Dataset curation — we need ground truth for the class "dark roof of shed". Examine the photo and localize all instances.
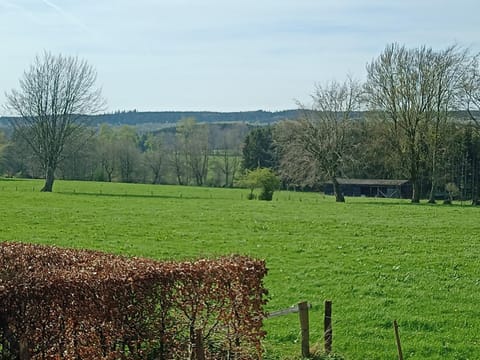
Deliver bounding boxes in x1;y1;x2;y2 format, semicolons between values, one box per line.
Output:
336;178;409;186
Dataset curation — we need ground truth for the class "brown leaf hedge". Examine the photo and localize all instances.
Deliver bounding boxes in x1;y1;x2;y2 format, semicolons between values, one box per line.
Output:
0;243;268;359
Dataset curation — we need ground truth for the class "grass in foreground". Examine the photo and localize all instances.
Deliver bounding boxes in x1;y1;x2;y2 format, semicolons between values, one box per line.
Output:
1;178;480;359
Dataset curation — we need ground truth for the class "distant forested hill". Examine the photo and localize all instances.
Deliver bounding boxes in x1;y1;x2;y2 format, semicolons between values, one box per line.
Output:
0;109;300;131
89;109;300;126
2;110;478;131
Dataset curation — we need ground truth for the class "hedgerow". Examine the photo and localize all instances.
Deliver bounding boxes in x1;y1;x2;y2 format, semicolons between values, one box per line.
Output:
0;242;268;359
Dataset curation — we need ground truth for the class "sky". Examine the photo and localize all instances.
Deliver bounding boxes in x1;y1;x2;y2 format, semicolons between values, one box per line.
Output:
1;0;480;114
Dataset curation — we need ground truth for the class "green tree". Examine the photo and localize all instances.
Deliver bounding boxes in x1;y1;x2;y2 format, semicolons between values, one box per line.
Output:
350;116;401;179
4;129;43;178
57;128;97;180
238;168;280;201
242;126;277;171
5;52;105;192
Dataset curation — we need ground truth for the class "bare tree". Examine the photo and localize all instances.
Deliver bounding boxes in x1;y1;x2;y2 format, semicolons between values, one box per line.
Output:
464;55;480;128
5;52;105;191
425;46;475;203
0;130;8;174
462;54;480;204
213;126;245;187
116;126;141;183
171;136;188;185
96;124;117;182
276;78;362;202
365;44;440;203
143;133;166;184
176;118;209;186
365;43;477;203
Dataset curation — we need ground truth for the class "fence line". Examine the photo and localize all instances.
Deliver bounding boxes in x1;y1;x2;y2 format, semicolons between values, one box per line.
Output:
324;300;332;354
268;300;333;358
267;302;311;318
268;301;406;359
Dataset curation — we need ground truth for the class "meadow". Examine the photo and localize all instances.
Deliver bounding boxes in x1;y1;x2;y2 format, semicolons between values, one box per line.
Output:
1;178;480;359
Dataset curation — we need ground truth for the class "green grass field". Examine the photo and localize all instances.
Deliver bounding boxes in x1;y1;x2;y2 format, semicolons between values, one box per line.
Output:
1;178;480;359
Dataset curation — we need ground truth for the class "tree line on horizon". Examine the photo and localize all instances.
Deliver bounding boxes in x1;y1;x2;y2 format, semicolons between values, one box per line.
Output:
0;109;299;131
1;109;479;205
0;119;250;188
1;44;480;204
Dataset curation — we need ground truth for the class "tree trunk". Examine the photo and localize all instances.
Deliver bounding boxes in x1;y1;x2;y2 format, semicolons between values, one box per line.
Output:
410;152;420;203
428;151;437;204
152;171;160;184
41;165;55;192
411;180;420;203
428;113;441;205
427;183;436;204
332;177;345;202
472;182;480;206
472;159;480;206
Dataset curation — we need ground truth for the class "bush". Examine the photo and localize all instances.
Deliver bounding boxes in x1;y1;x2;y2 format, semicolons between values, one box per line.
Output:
0;243;268;359
258;189;274;201
238;168;280;201
444;182;459;204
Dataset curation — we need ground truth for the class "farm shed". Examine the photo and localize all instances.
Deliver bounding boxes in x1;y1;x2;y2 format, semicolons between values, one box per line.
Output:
324;178;411;198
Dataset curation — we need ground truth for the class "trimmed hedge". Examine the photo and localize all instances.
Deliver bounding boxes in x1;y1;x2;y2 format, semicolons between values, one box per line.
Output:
0;243;268;359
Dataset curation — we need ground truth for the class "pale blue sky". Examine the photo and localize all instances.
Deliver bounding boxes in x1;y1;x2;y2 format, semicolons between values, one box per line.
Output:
1;0;479;113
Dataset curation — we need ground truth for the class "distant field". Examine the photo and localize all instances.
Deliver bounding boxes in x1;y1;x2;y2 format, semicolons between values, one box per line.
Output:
1;178;480;359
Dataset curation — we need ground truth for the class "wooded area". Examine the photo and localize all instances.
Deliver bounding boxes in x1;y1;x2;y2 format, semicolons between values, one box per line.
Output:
1;109;478;203
1;44;480;203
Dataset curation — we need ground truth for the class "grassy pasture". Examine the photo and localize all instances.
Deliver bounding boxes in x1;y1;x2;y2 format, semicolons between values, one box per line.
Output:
1;178;480;359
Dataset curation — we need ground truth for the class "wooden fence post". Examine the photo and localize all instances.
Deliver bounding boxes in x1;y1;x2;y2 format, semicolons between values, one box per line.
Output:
298;301;310;358
393;320;403;360
324;300;332;354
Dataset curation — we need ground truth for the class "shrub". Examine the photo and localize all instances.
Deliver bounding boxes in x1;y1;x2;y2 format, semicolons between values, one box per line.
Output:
0;243;268;359
444;182;459;204
238;168;280;201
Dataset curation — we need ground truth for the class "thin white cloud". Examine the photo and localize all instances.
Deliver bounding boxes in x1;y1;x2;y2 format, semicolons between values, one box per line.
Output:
39;0;94;36
0;0;41;23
